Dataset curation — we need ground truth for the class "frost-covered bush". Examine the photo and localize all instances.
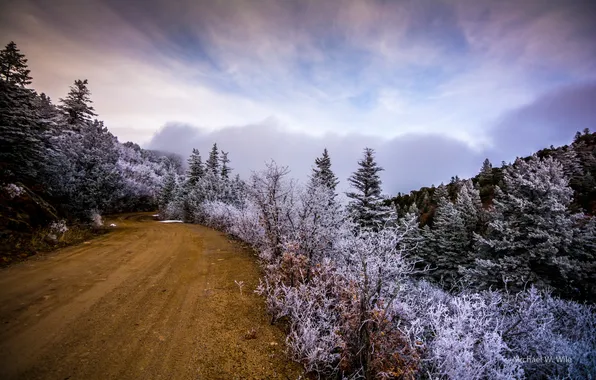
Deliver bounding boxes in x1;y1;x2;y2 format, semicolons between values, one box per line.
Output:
90;210;103;227
4;183;23;199
227;201;265;247
500;288;596;379
246;162;299;260
49;220;68;235
393;282;596;379
201;200;234;231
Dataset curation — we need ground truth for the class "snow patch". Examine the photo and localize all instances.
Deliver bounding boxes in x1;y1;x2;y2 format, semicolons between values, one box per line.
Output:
160;220;183;223
109;223;117;227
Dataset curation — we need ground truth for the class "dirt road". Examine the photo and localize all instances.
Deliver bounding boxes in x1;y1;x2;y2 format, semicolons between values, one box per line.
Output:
0;213;303;379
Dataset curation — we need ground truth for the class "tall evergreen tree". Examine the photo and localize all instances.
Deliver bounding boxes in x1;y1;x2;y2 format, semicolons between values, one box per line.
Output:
59;79;96;125
0;45;44;183
311;148;339;192
456;179;484;233
46;119;122;218
159;166;178;211
205;143;219;176
346;148;392;230
0;41;32;87
186;148;204;186
477;158;497;204
220;151;231;179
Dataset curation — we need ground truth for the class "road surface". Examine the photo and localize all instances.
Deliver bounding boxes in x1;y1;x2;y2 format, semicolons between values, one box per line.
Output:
0;213;302;379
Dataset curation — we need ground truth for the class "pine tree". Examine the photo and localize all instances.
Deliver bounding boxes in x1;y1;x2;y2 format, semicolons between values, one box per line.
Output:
186;148;204;186
346;147;392;230
477;158;496;204
311;148;339;192
59;79;96;125
0;75;45;183
35;93;59;123
205;143;219;176
159;167;177;212
417;185;470;288
220;151;231;179
46;119;123;218
478;158;493;184
467;156;576;292
456;179;484;233
0;41;32;87
561;216;596;300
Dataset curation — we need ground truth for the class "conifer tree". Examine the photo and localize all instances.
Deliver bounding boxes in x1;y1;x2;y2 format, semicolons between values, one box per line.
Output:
466;156;576;292
0;41;32;87
159;167;177;212
418;185;469;288
478;158;493;184
186;148;204;186
0;44;44;183
477;158;496;204
36;93;59;123
346;147;392;230
205;143;219;176
456;179;484;233
220;151;231;179
311;148;339;192
59;79;96;125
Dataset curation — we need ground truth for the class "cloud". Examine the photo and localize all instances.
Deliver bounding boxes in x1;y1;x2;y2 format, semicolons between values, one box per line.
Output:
146;120;483;194
1;0;594;157
490;82;596;157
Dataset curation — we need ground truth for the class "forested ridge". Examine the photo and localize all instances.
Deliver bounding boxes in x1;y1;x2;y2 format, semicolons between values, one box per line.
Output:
388;130;596;301
2;41;595;379
1;41;181;260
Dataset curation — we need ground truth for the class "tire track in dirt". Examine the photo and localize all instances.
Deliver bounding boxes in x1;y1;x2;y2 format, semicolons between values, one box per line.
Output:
0;213;303;379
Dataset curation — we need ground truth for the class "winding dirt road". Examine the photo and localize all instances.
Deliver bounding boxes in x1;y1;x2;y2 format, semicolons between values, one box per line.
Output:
0;213;302;379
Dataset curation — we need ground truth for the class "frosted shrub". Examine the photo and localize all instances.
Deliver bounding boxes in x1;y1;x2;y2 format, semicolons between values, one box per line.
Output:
286;181;345;264
281;264;345;375
4;183;24;199
500;288;596;378
256;256;348;376
393;282;596;379
90;210;103;227
425;292;522;379
49;220;68;235
201;200;234;230
248;162;297;259
164;200;184;221
226;201;265;248
334;223;422;378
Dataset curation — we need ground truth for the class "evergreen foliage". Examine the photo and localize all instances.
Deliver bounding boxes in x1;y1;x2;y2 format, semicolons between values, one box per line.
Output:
186;148;204;186
311;148;339;192
0;41;32;86
59;79;97;125
1;41;170;223
466;156;579;294
346;148;393;230
0;80;45;183
206;143;219;176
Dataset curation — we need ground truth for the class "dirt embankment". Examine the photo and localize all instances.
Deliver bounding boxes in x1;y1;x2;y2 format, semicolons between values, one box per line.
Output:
0;213;303;379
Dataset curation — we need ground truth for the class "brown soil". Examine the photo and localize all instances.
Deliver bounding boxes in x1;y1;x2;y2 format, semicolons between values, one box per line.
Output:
0;213;304;379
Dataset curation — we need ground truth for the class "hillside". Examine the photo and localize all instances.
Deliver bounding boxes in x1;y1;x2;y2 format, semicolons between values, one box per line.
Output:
389;129;596;226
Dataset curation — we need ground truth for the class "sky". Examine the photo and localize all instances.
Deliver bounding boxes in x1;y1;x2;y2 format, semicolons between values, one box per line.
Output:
1;0;595;193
